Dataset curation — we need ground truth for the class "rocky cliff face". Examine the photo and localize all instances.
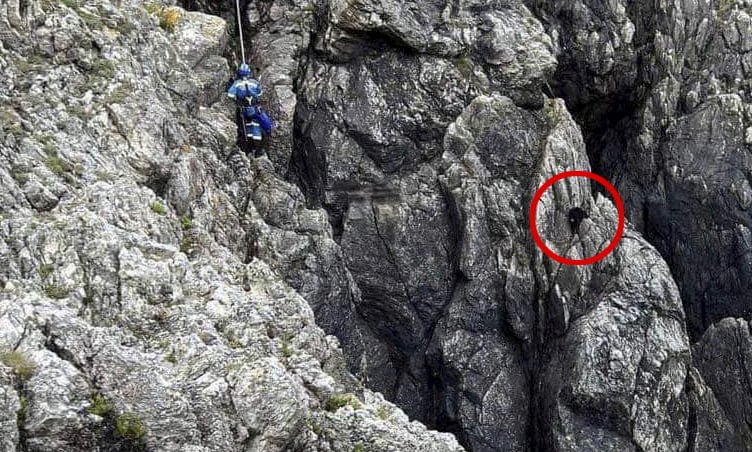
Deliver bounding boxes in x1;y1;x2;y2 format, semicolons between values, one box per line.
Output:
0;1;463;451
1;0;751;451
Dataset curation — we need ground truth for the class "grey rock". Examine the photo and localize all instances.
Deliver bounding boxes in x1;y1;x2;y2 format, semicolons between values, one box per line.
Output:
536;0;752;340
685;366;742;452
693;318;752;449
0;368;20;451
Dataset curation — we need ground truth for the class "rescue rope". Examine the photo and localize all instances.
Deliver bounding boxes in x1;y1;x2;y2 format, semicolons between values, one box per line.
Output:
235;0;246;65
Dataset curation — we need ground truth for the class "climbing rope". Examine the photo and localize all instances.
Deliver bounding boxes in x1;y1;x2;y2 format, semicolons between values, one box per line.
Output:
235;0;246;65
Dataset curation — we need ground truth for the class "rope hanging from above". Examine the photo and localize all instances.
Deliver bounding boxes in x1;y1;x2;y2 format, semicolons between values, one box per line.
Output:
235;0;246;64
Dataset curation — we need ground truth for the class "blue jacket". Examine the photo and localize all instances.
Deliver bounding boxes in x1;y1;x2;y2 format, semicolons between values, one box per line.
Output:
228;77;262;101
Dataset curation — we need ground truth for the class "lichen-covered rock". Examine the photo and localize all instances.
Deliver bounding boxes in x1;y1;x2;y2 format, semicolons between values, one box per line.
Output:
0;0;465;450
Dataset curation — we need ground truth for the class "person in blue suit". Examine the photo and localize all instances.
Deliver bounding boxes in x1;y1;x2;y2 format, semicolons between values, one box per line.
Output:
228;64;273;146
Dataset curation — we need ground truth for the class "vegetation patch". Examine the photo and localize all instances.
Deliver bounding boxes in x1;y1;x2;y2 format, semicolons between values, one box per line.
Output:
38;264;54;278
0;108;24;137
89;393;112;417
718;0;733;16
144;3;182;33
180;236;196;254
11;166;30;185
44;284;70;299
376;406;389;420
159;7;181;33
78;8;104;30
59;0;81;8
0;352;36;381
115;412;147;441
91;58;116;79
452;56;474;79
44;150;73;177
164;349;177;364
180;214;192;230
39;134;56;154
325;393;362;412
150;201;166;215
17;395;28;428
108;84;131;104
281;333;293;358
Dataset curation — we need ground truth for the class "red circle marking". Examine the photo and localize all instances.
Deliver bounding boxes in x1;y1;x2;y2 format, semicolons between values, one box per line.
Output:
529;171;625;266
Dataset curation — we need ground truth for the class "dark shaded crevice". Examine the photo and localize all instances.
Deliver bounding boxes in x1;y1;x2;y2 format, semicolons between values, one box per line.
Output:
288;107;328;209
18;0;28;18
178;0;233;17
12;383;28;452
369;199;413;305
144;168;171;199
685;374;699;452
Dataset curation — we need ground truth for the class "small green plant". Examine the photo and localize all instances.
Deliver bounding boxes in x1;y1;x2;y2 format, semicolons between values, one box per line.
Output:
453;56;473;78
0;351;36;380
68;104;90;120
14;56;41;75
91;58;115;78
376;406;389;420
38;264;54;278
44;153;70;176
281;333;293;358
325;393;362;412
144;3;162;15
108;84;130;104
42;141;56;155
164;350;177;364
78;8;104;30
116;18;136;35
718;0;733;16
17;395;28;428
353;444;364;452
228;338;243;349
150;201;166;215
10;166;29;184
180;236;196;254
308;417;322;435
89;393;112;417
44;284;70;299
6;123;24;137
159;7;181;32
60;0;80;8
115;412;146;440
180;214;192;230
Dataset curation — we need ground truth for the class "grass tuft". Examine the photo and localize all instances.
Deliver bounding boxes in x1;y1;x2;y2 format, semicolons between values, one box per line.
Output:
0;352;36;380
159;7;181;33
44;284;70;299
115;412;147;440
150;201;166;215
325;393;362;412
89;393;112;417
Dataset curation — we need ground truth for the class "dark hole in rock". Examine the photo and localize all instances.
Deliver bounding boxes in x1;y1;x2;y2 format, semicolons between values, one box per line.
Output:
568;207;589;233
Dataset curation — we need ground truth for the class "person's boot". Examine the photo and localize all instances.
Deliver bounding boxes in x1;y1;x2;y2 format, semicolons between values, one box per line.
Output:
254;146;265;158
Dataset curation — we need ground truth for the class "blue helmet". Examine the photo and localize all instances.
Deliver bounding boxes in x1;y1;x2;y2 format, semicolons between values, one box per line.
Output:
238;63;251;78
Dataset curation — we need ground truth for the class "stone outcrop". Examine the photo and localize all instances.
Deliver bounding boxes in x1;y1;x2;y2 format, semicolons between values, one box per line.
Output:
3;0;752;450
